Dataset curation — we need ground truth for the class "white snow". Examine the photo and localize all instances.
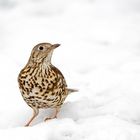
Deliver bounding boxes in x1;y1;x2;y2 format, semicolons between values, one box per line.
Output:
1;0;140;139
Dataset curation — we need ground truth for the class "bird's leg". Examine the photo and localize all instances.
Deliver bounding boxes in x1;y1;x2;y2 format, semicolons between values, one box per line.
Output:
44;107;60;121
25;108;39;127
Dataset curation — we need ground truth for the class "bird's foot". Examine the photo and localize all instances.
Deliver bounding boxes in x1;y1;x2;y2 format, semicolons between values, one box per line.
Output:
44;116;57;122
24;124;30;127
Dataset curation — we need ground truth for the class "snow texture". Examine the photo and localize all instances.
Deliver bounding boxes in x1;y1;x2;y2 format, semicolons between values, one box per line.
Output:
1;0;140;139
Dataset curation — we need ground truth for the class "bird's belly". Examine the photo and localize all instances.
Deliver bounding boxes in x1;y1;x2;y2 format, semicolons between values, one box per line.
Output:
19;71;67;109
25;95;58;108
24;92;66;109
21;85;67;108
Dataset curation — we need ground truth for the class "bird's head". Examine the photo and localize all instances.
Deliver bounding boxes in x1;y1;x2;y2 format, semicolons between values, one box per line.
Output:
29;42;60;64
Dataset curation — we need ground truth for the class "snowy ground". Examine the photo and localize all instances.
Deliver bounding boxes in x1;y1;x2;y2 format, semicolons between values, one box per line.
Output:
1;0;140;139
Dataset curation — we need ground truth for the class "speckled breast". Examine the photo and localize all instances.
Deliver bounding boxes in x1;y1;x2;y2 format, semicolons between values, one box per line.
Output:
18;65;67;109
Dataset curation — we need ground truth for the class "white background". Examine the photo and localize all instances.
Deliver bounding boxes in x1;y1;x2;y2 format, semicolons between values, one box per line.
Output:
0;0;140;139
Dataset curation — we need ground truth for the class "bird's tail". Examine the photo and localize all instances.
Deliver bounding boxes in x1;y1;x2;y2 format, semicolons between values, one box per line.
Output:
67;88;78;94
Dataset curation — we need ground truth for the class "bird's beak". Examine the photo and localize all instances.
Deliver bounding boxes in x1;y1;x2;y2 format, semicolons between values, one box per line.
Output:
51;44;60;49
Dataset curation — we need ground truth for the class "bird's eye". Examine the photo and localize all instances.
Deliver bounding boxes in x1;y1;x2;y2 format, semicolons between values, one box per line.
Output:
39;46;44;50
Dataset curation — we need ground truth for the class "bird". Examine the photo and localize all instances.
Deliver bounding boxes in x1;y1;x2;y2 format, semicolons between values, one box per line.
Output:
18;42;78;126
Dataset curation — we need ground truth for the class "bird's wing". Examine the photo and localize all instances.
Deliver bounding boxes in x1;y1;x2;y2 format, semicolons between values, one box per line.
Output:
51;66;78;94
51;65;67;88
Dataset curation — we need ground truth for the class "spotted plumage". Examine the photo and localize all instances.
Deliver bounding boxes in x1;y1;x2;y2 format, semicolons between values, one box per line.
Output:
18;43;77;126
